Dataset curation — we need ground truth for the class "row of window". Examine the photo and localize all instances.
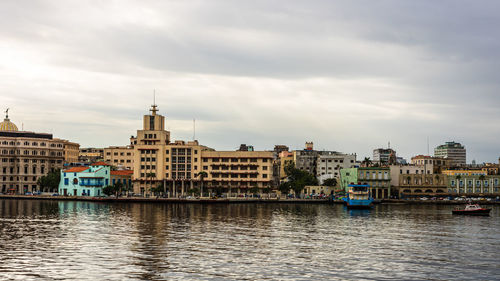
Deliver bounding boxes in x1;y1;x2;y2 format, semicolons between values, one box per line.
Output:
2;166;47;174
1;150;62;156
1;141;63;147
203;158;264;163
211;173;263;179
450;179;499;187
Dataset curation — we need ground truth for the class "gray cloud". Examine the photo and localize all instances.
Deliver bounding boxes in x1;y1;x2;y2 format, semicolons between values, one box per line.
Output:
0;0;499;162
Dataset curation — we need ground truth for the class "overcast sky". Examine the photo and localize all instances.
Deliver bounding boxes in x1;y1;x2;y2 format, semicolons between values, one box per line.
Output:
1;0;499;163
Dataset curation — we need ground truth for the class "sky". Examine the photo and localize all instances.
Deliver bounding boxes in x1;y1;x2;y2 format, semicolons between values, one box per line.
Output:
0;0;499;163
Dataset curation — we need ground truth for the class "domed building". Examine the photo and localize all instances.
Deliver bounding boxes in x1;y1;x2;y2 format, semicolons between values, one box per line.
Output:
0;109;80;194
0;110;18;132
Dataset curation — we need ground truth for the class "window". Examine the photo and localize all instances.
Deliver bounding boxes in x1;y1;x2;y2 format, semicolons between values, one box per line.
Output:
64;178;69;185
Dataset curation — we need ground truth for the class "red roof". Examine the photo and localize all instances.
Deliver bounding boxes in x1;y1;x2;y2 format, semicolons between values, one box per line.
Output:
90;161;110;166
64;167;89;173
111;170;133;176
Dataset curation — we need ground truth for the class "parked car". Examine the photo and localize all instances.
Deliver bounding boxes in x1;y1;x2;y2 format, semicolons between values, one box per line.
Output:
25;192;33;196
51;193;59;196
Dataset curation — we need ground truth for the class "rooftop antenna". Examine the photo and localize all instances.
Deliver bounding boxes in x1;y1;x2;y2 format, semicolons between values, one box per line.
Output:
388;141;390;149
22;123;24;131
427;137;430;156
193;118;196;140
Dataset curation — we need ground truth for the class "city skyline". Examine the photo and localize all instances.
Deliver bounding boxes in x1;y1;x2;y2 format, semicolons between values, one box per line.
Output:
1;1;499;162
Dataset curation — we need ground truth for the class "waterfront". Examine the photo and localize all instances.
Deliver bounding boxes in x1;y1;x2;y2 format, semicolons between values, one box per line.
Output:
0;200;499;280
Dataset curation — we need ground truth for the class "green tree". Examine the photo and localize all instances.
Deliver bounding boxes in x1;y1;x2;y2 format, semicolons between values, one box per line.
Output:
278;181;292;196
103;185;116;197
323;178;337;187
196;171;208;197
283;162;318;197
114;181;123;197
249;186;260;197
37;169;61;192
188;187;200;197
362;157;372;167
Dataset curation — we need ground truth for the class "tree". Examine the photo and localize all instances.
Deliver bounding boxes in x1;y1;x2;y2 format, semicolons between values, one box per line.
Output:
278;182;292;196
362;157;372;167
146;172;156;196
249;186;260;196
196;171;208;197
37;169;61;192
323;178;337;187
283;162;318;197
262;187;272;199
188;188;200;197
103;185;116;197
150;184;164;199
114;181;123;197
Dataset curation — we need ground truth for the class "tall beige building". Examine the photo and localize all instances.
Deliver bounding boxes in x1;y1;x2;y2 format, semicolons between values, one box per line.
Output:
131;104;273;196
0;111;78;193
104;145;134;170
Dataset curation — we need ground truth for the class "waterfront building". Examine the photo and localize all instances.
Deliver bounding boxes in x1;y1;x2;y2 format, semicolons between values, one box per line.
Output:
447;174;500;195
104;145;134;170
389;165;448;197
0;111;78;194
434;141;466;166
79;148;104;163
237;144;254;151
200;150;273;195
58;162;110;196
373;148;396;164
128;103;273;197
340;167;391;199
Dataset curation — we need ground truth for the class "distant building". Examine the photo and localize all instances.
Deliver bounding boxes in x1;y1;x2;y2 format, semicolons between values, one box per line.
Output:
434;141;466;166
373;148;396;164
104;145;134;170
110;170;133;192
273;145;289;155
79;148;104;163
410;155;451;173
238;144;254;151
448;174;500;194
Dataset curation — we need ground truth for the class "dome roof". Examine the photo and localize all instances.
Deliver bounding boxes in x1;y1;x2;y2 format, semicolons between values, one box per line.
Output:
0;118;18;131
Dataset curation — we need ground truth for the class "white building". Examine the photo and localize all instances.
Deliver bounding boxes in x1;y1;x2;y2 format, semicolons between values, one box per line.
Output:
316;152;357;184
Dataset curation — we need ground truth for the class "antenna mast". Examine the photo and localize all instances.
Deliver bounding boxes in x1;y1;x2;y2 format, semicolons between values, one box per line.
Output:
193;119;196;140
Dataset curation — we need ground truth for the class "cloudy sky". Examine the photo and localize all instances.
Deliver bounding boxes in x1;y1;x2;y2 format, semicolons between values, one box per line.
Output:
1;0;499;163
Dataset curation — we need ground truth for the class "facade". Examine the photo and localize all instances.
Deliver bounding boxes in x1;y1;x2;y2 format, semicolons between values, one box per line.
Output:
58;162;110;196
104;145;134;170
434;141;466;166
293;149;318;175
129;104;274;197
340;167;391;199
448;174;500;195
373;148;396;164
442;169;487;176
61;140;80;163
278;151;294;182
411;155;451;173
200;150;273;194
316;152;356;184
79;148;104;163
389;164;448;197
110;170;133;192
0;112;74;194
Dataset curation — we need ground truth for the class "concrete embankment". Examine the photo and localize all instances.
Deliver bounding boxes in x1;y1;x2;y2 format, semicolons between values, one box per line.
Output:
1;195;499;205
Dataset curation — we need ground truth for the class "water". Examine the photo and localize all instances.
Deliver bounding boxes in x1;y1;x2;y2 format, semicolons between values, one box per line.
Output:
0;200;499;280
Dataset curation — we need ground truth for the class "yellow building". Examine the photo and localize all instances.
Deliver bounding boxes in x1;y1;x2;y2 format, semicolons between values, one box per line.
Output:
130;104;274;197
442;169;487;176
60;140;80;164
104;145;134;170
278;151;294;181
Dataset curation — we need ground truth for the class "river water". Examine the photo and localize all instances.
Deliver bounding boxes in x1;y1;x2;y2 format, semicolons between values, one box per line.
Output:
0;199;499;280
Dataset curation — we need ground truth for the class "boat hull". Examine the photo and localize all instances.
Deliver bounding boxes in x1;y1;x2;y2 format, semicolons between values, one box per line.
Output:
452;209;491;216
344;198;373;209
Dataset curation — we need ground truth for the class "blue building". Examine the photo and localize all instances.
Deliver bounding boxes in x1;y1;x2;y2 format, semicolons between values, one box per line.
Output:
58;162;110;196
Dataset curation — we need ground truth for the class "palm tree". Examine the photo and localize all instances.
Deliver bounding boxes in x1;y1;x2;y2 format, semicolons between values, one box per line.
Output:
146;172;156;197
362;157;372;167
196;171;208;198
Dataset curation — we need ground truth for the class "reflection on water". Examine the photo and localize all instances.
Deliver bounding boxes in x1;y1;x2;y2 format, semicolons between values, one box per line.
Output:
0;199;499;280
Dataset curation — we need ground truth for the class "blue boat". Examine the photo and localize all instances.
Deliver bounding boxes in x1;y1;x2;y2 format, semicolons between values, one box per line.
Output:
343;184;373;209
